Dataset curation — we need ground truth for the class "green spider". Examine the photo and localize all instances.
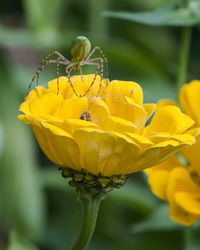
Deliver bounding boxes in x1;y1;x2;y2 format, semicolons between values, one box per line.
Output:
27;36;108;98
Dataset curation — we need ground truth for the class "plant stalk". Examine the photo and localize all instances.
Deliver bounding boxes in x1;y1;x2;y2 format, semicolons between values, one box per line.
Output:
71;195;103;250
184;226;200;250
177;26;192;95
182;0;190;7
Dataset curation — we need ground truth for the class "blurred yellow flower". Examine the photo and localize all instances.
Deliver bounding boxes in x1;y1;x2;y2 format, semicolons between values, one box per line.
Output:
146;80;200;226
18;75;197;179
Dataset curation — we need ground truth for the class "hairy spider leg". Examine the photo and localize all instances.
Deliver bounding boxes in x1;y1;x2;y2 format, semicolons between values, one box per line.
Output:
65;63;80;97
26;50;70;98
56;57;60;94
84;56;106;97
79;65;84;83
80;61;102;97
86;57;105;80
85;46;108;82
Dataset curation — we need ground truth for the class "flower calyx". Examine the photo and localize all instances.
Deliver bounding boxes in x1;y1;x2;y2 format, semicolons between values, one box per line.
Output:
59;167;129;199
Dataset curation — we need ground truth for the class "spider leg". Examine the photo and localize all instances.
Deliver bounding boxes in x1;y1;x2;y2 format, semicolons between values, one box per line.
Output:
79;66;84;84
27;50;70;96
81;62;102;97
56;57;60;94
84;46;108;80
53;50;71;63
85;57;105;85
65;63;80;97
25;59;68;99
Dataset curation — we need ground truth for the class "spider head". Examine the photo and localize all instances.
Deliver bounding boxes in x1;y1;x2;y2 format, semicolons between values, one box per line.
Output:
70;36;91;62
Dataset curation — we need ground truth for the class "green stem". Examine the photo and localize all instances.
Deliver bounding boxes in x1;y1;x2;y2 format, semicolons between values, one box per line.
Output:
182;0;190;7
177;26;192;96
184;226;200;250
71;195;103;250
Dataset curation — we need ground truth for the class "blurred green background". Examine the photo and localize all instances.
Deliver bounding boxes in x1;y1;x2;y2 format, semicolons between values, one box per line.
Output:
0;0;200;249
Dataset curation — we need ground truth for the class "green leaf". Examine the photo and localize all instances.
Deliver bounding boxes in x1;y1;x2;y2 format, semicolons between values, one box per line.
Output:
130;203;182;233
8;231;38;250
103;0;200;26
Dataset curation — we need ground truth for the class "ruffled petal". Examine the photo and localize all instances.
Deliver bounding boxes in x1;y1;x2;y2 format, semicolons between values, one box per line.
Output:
134;141;184;172
29;92;64;116
73;128;140;176
145;155;183;200
88;97;110;127
102;116;138;134
180;80;200;125
53;97;88;120
52;119;100;135
32;122;81;170
181;134;200;166
143;103;156;120
169;201;199;226
157;99;178;110
175;192;200;215
124;133;153;151
102;80;144;105
167;168;199;202
148;170;170;200
144;106;194;136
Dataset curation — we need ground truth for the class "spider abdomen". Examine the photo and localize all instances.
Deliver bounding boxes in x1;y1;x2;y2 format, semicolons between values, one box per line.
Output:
70;36;91;61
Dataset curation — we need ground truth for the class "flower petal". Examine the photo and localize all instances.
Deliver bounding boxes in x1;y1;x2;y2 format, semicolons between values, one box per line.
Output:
145;155;183;200
134;141;184;172
144;106;194;135
73;128;140;176
180;80;200;125
88;97;110;127
148;170;170;200
157;99;178;110
169;201;199;226
125;133;153;151
32;122;81;170
103;80;144;105
53;119;100;135
27;92;64;116
167;167;199;202
53;97;88;120
181;134;200;166
102;116;138;134
175;192;200;215
143;103;156;120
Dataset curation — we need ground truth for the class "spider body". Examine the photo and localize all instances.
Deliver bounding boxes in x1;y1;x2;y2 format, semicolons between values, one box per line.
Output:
26;36;108;99
71;36;91;62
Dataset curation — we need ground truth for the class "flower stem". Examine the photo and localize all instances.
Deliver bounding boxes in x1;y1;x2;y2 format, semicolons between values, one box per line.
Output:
71;194;103;250
177;26;192;95
184;226;200;250
182;0;190;6
177;0;192;95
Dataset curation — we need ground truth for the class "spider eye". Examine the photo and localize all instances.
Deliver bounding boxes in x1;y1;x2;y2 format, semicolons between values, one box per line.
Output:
70;36;91;61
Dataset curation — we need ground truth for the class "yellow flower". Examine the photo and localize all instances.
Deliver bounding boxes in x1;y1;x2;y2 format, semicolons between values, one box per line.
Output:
146;80;200;226
18;75;197;179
